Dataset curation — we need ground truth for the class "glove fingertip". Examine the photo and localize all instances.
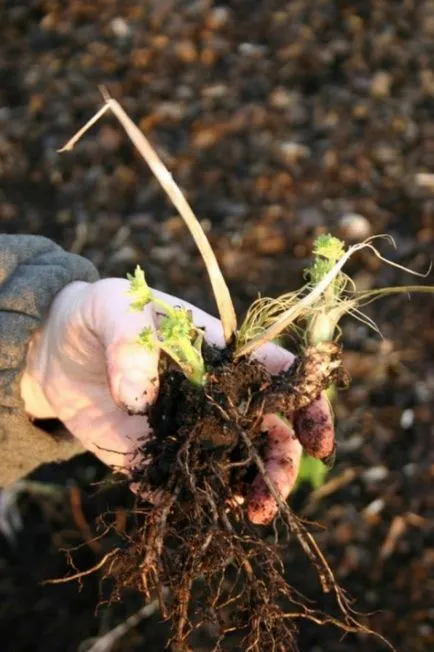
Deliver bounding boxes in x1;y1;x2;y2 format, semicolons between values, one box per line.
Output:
107;341;160;413
247;478;279;525
295;396;334;460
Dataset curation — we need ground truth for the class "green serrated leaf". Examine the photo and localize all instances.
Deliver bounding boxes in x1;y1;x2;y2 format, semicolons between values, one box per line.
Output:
312;234;346;262
159;309;194;341
127;265;153;311
137;326;157;351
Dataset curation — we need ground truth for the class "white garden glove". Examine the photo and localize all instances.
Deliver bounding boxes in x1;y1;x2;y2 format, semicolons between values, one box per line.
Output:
20;279;333;524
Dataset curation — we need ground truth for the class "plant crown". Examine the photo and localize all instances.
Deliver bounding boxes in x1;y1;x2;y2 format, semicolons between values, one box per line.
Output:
127;266;206;385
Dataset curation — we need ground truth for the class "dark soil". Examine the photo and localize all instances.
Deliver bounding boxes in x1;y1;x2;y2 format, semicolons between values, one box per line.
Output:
0;1;433;651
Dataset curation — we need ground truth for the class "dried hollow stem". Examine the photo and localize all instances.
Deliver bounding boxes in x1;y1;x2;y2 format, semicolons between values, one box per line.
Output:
59;87;237;343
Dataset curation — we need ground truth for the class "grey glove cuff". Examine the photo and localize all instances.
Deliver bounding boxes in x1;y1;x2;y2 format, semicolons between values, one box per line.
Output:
0;235;99;484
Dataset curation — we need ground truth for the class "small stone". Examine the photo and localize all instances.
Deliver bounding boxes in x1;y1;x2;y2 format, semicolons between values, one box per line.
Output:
201;84;229;99
415;172;434;190
269;87;292;109
163;216;185;237
338;435;364;453
129;214;152;229
400;409;414;430
371;71;392;98
152;245;181;264
423;15;434;37
0;107;11;121
334;522;354;545
108;245;139;265
338;213;371;241
110;17;131;38
352;103;369;120
420;70;434;96
361;466;389;483
193;126;221;149
403;463;417;477
238;43;267;57
414;381;431;403
175;41;198;63
0;203;18;221
207;7;230;30
157;102;185;121
279;141;310;165
372;145;398;164
363;498;385;517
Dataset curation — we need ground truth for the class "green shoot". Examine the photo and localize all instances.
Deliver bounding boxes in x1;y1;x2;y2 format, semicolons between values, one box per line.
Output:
127;266;206;385
236;234;433;357
308;234;346;285
236;233;433;490
137;326;158;351
127;266;153;311
303;234;351;345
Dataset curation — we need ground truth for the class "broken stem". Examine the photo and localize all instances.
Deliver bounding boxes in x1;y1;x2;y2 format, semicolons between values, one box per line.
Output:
59;89;237;343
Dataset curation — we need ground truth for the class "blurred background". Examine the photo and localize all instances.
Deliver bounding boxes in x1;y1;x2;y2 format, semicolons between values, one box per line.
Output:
0;1;433;651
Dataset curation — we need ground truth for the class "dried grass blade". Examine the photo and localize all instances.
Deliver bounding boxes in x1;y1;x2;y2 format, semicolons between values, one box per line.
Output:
59;91;237;343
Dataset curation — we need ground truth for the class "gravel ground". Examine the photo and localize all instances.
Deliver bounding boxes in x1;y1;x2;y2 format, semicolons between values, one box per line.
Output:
0;1;433;651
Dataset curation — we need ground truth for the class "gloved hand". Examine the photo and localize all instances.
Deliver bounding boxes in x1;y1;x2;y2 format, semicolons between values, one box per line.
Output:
21;278;333;524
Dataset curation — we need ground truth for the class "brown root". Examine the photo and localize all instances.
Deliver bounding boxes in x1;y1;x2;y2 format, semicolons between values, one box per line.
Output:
97;344;389;650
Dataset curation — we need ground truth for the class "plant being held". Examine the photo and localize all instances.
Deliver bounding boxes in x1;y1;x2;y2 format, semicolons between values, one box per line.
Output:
59;93;433;652
128;266;206;385
238;233;432;356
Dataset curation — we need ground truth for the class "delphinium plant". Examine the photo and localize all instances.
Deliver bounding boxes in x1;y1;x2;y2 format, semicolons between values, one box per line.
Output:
56;91;432;651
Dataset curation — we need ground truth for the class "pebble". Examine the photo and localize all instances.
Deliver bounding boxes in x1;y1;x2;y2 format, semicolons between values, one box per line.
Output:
338;213;372;241
361;466;389;484
370;71;392;98
269;87;292;109
201;84;229;99
107;245;139;265
207;7;230;30
415;173;434;190
238;43;267;57
363;498;385;517
110;17;131;38
175;41;198;63
414;381;432;403
279;141;311;165
400;409;415;430
338;435;364;452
